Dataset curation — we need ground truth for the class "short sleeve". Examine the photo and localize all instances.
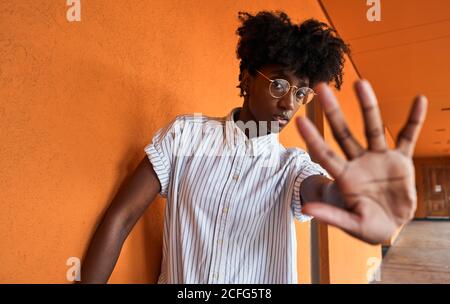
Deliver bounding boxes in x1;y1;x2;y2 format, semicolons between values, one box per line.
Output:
291;150;330;222
144;116;185;198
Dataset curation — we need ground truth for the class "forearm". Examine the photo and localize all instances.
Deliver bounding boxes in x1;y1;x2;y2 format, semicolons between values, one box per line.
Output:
79;216;129;284
300;174;345;208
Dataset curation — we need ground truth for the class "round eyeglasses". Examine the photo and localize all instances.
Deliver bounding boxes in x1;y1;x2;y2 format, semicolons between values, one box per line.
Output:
255;69;316;105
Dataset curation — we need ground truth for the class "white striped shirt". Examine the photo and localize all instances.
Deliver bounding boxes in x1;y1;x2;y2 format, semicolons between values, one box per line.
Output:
144;107;328;284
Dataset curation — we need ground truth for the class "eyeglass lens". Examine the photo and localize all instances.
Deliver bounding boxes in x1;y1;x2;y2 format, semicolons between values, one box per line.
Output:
269;79;314;104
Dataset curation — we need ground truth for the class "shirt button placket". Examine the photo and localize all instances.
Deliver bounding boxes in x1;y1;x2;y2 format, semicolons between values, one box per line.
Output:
218;146;244;283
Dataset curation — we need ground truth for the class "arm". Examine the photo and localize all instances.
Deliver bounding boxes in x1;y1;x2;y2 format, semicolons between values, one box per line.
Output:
78;156;161;284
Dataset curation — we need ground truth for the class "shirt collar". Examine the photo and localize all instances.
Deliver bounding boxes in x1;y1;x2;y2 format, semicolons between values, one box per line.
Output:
225;107;279;156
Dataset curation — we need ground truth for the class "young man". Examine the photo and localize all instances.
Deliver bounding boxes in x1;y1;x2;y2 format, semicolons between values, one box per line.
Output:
80;11;427;283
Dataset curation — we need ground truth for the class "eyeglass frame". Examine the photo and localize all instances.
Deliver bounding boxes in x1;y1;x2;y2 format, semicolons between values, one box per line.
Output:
255;69;317;105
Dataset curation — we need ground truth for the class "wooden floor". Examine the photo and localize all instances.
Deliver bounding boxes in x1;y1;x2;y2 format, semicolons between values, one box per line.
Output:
375;220;450;284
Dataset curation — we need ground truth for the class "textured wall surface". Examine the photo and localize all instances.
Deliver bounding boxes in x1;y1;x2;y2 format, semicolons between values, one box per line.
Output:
0;0;379;283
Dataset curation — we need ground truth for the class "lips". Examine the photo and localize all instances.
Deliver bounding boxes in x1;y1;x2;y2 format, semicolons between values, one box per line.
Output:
272;114;289;125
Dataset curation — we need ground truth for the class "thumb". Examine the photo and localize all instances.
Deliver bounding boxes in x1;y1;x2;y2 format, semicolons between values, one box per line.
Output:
302;202;361;234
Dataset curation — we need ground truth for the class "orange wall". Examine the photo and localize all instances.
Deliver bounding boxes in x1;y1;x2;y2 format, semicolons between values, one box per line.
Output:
0;0;330;283
1;0;379;283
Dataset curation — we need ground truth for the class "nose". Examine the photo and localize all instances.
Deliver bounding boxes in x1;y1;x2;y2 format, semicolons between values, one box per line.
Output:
277;88;296;111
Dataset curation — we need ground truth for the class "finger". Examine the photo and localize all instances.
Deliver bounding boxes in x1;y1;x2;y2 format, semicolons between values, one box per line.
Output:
396;95;428;157
296;116;347;178
315;83;365;160
302;202;361;234
354;80;388;152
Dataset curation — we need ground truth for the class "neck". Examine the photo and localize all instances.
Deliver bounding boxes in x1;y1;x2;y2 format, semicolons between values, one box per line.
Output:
235;100;270;138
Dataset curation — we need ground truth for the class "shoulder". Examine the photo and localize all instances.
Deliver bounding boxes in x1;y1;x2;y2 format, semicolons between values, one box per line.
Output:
282;146;311;163
283;147;327;172
171;112;226;127
290;147;330;177
168;113;226;135
285;146;308;157
155;113;226;142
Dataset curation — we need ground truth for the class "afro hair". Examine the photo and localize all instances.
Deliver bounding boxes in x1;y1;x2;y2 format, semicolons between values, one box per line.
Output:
235;10;350;97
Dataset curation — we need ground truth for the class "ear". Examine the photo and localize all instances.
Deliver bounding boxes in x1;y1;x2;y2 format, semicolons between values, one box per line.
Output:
241;69;251;92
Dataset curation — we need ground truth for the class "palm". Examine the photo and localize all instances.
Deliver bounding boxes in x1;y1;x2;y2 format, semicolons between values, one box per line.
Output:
336;150;416;243
296;80;428;244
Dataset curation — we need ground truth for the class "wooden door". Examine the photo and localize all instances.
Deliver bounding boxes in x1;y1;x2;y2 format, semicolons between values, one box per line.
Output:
424;165;450;217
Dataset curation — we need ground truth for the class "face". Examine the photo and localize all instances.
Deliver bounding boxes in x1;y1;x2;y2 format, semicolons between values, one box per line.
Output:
241;64;311;134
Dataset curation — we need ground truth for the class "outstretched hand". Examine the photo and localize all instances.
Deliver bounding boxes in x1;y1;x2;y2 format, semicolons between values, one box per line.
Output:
296;80;428;244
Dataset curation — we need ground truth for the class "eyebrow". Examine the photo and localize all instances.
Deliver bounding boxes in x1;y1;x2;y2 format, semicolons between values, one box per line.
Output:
271;70;309;87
